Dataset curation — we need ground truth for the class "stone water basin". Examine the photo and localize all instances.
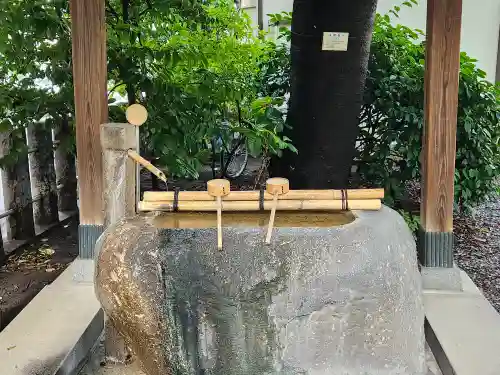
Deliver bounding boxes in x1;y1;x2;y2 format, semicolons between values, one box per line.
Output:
94;207;427;374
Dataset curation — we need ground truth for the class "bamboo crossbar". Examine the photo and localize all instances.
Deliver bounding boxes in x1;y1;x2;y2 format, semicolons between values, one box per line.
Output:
138;199;381;212
143;188;384;202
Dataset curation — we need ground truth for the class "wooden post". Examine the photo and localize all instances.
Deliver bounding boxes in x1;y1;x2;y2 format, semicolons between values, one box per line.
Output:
496;25;500;83
0;131;35;241
27;125;59;227
0;233;4;265
53;119;78;212
257;0;264;30
420;0;463;268
101;122;138;363
70;0;107;258
101;124;138;226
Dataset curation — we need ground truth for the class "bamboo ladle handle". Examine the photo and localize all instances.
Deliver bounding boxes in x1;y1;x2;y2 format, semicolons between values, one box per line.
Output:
265;178;290;244
207;179;230;250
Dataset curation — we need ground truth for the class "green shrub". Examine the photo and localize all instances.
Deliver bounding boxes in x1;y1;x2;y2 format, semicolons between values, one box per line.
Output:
108;0;296;177
266;5;499;209
0;1;295;178
357;7;500;210
258;12;292;98
397;209;421;234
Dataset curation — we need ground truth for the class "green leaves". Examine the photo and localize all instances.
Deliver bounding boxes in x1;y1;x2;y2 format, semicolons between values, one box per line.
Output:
398;209;420;234
0;0;74;162
247;136;262;158
104;0;294;178
357;10;500;211
231;96;295;160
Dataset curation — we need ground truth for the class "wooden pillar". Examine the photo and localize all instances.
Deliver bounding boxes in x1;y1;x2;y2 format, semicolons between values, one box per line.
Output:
420;0;463;268
101;122;138;363
70;0;107;258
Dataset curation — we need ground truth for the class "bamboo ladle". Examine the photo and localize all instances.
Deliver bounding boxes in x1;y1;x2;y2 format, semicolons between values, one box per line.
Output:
207;179;230;250
125;103;148;126
265;178;290;244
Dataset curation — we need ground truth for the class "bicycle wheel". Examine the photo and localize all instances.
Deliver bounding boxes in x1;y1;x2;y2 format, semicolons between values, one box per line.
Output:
224;141;249;179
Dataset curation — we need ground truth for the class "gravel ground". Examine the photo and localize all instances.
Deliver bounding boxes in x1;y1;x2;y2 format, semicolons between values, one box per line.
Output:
455;193;500;312
402;179;500;313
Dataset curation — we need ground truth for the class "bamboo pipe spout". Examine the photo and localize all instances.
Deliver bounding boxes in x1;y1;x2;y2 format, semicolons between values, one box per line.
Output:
127;150;167;183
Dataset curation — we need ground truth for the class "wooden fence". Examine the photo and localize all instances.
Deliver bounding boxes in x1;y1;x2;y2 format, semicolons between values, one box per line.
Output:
0;121;78;265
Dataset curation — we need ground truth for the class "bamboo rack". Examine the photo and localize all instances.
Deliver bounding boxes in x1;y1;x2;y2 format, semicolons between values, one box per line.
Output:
143;188;384;202
138;199;381;212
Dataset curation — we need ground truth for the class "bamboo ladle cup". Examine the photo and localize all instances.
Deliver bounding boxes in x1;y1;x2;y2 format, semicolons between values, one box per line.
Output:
265;178;290;244
207;179;230;250
126;103;148;126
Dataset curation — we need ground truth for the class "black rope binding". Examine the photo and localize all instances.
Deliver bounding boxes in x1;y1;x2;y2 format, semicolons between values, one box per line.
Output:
341;189;349;211
259;186;265;211
173;188;180;212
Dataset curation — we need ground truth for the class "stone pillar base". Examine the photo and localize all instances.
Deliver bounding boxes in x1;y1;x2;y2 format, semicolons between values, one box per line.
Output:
79;224;104;259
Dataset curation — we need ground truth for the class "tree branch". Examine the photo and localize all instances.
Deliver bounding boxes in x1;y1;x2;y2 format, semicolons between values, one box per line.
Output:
105;0;119;19
236;100;242;127
108;82;126;98
121;0;130;23
139;0;153;17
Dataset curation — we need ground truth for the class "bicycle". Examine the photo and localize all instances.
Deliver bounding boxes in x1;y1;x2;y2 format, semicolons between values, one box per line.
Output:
207;123;249;180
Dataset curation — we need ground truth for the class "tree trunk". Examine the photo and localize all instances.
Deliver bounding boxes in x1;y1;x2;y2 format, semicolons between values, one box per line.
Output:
272;0;378;188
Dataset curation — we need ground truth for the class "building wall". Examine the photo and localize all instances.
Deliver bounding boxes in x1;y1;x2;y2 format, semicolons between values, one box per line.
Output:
246;0;500;82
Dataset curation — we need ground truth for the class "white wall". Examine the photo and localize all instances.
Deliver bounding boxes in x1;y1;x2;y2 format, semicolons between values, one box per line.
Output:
251;0;500;81
377;0;500;82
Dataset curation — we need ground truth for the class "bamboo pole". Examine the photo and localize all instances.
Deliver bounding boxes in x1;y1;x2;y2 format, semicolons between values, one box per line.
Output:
143;188;384;202
138;199;381;212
